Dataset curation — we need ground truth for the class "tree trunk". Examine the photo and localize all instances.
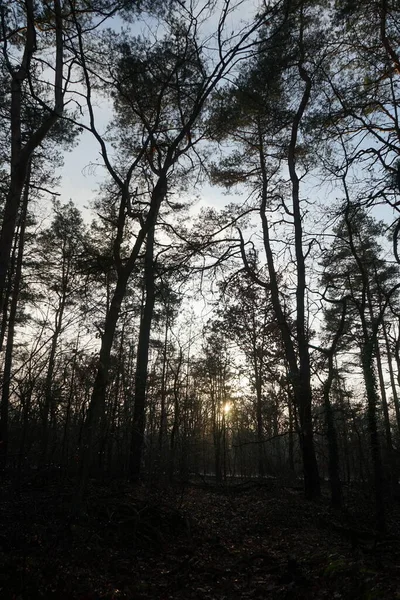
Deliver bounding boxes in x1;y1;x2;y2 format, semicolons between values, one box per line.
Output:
362;342;385;531
247;51;320;499
214;432;222;483
336;375;351;484
374;337;392;451
288;56;320;499
288;397;295;472
0;163;30;470
15;383;33;493
106;326;124;473
75;176;167;505
130;225;156;482
158;310;169;458
323;369;342;507
296;377;320;499
169;351;183;482
61;334;80;467
385;322;400;434
255;372;265;478
0;259;14;354
77;268;130;500
41;300;66;465
321;302;347;506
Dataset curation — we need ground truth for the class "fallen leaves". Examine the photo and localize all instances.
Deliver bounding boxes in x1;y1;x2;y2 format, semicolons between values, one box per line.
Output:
0;478;399;599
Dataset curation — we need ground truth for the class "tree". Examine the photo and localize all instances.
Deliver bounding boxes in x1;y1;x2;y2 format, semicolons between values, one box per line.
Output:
0;140;71;469
130;224;156;481
210;0;330;498
216;269;284;477
321;202;400;529
30;200;86;463
0;160;31;469
315;0;400;257
0;0;169;317
313;299;348;507
197;323;233;483
73;2;267;500
0;0;69;311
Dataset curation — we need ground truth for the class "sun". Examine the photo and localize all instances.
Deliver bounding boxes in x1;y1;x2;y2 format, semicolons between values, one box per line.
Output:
223;402;232;415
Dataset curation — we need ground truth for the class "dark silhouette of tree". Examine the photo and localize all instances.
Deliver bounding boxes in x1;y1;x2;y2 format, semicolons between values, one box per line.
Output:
322;201;400;529
72;2;267;501
209;0;331;499
216;270;285;477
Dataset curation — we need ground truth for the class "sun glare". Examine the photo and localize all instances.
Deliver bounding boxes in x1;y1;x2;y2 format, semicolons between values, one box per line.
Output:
223;402;232;415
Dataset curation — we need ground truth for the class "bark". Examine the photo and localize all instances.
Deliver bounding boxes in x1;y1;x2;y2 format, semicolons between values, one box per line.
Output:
323;369;342;507
210;384;223;483
374;337;392;451
0;262;13;353
15;383;33;493
158;310;169;455
61;334;80;467
222;412;228;481
130;224;156;482
287;55;320;500
255;370;265;478
336;374;351;484
362;342;385;531
106;326;125;472
342;190;386;528
244;178;320;496
247;303;265;477
321;301;347;507
78;268;130;495
0;163;30;470
169;350;183;482
383;321;400;433
214;428;222;483
288;398;295;472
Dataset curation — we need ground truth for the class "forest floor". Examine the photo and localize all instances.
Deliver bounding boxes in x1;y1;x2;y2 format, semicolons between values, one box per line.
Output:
1;473;400;599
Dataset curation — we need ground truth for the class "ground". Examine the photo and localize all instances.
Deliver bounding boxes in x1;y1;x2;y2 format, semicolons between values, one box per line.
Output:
0;474;400;599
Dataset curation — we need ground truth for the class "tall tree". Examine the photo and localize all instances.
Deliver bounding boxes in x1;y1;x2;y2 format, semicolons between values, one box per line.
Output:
0;0;67;310
217;270;284;477
74;2;268;499
321;202;400;529
210;0;330;498
31;200;86;463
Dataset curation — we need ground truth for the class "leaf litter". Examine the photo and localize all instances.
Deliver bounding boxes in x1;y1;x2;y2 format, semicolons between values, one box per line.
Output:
0;476;399;599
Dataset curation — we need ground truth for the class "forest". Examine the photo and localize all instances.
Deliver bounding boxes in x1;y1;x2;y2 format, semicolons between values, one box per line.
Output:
1;0;400;598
